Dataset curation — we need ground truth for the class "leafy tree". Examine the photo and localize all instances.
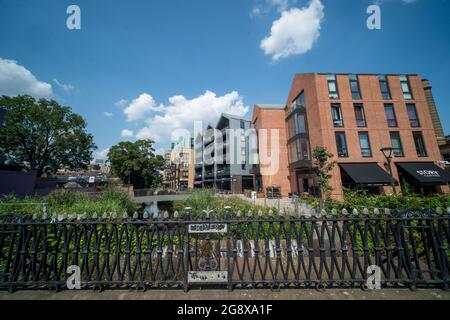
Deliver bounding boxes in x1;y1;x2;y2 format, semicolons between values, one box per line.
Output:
312;146;337;199
0;95;96;176
108;139;164;189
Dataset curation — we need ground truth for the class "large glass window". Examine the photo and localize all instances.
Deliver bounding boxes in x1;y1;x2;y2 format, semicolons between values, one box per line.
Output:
287;113;306;139
413;132;427;157
331;104;344;127
328;74;339;99
294;91;306;109
406;104;420;128
335;132;348;157
349;75;361;99
358;132;372;157
287;138;310;162
384;104;398;127
354;104;366;127
379;75;391;100
390;132;404;157
400;75;413;100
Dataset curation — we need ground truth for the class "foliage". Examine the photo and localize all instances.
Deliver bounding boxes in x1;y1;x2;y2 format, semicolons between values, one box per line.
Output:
0;95;96;176
338;188;450;211
173;190;277;219
0;187;137;216
108;139;164;189
312;146;336;199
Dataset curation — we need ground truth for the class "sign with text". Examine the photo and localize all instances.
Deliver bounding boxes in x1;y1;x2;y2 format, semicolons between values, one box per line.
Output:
188;223;227;234
188;271;228;284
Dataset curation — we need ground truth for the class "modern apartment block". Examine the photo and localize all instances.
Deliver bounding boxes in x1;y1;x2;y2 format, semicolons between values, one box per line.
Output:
165;136;194;191
194;113;254;194
251;104;291;197
282;73;450;199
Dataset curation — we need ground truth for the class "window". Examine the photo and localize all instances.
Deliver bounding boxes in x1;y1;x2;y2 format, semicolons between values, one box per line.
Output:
294;91;306;109
358;132;372;157
413;132;427;157
287;138;310;162
407;104;420;127
379;75;391;100
331;104;344;127
294;113;306;134
400;75;413;100
390;132;404;157
354;104;366;127
335;132;348;157
349;75;361;99
240;120;245;129
287;113;306;139
384;104;398;127
327;74;339;99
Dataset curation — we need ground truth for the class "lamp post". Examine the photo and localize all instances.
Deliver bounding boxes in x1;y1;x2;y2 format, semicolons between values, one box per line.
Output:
380;147;397;195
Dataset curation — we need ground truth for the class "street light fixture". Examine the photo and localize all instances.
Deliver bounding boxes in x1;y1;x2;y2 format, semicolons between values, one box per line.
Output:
380;147;397;195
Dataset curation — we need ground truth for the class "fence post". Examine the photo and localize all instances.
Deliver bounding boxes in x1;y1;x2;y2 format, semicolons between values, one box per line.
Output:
183;207;191;293
225;206;233;292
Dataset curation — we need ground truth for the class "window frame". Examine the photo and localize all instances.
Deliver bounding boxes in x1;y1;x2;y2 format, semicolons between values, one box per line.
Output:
335;132;349;158
389;131;404;157
358;132;372;158
331;104;344;128
349;74;362;100
406;103;420;128
413;131;427;157
354;104;367;128
327;74;339;99
384;104;398;128
379;75;392;100
400;75;413;100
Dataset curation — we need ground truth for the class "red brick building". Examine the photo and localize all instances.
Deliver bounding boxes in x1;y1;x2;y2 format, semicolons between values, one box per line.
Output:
283;73;450;200
251;104;291;196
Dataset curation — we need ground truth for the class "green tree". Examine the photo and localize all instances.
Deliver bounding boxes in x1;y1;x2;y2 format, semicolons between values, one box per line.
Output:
312;146;337;199
0;95;96;176
108;139;164;189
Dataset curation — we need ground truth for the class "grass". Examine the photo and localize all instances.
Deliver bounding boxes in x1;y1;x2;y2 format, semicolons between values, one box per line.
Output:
0;187;137;217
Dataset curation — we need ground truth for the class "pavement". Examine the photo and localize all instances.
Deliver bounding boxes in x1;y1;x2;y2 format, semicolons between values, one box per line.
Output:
1;289;449;300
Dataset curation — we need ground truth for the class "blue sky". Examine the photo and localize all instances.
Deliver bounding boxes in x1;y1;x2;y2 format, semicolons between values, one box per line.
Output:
0;0;449;158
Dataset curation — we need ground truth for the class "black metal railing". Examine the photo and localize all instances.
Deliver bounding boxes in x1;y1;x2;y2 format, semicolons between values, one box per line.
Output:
0;207;449;292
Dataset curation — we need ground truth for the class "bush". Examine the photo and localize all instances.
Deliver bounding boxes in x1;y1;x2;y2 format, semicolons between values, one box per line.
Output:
173;190;277;219
0;187;137;217
338;188;450;211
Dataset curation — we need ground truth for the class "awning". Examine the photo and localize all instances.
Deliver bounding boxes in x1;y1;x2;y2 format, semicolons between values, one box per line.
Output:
339;163;394;185
396;162;450;185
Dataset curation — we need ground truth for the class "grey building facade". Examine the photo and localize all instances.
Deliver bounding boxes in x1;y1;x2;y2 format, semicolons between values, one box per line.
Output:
194;113;254;194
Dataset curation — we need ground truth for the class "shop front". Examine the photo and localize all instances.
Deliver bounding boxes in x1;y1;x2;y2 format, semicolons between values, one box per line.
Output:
396;162;450;195
339;163;395;194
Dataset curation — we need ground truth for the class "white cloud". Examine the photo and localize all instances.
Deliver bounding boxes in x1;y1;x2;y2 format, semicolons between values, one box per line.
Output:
115;99;128;108
260;0;324;61
0;58;52;97
53;79;75;92
250;0;297;17
268;0;291;12
134;90;249;144
94;148;109;160
103;112;113;117
121;129;134;137
123;93;164;122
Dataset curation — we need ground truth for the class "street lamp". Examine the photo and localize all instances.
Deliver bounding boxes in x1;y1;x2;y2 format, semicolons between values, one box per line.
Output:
380;147;397;195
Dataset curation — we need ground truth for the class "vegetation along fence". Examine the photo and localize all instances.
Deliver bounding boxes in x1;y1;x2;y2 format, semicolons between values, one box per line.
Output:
0;207;449;292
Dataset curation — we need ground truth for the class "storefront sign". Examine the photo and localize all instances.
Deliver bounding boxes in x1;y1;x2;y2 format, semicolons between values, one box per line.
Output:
416;170;440;178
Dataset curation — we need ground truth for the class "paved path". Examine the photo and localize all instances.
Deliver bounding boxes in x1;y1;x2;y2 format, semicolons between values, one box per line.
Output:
1;289;449;300
134;194;190;204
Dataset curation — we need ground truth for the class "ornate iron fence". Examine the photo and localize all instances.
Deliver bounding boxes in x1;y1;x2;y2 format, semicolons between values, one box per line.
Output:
0;207;449;292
